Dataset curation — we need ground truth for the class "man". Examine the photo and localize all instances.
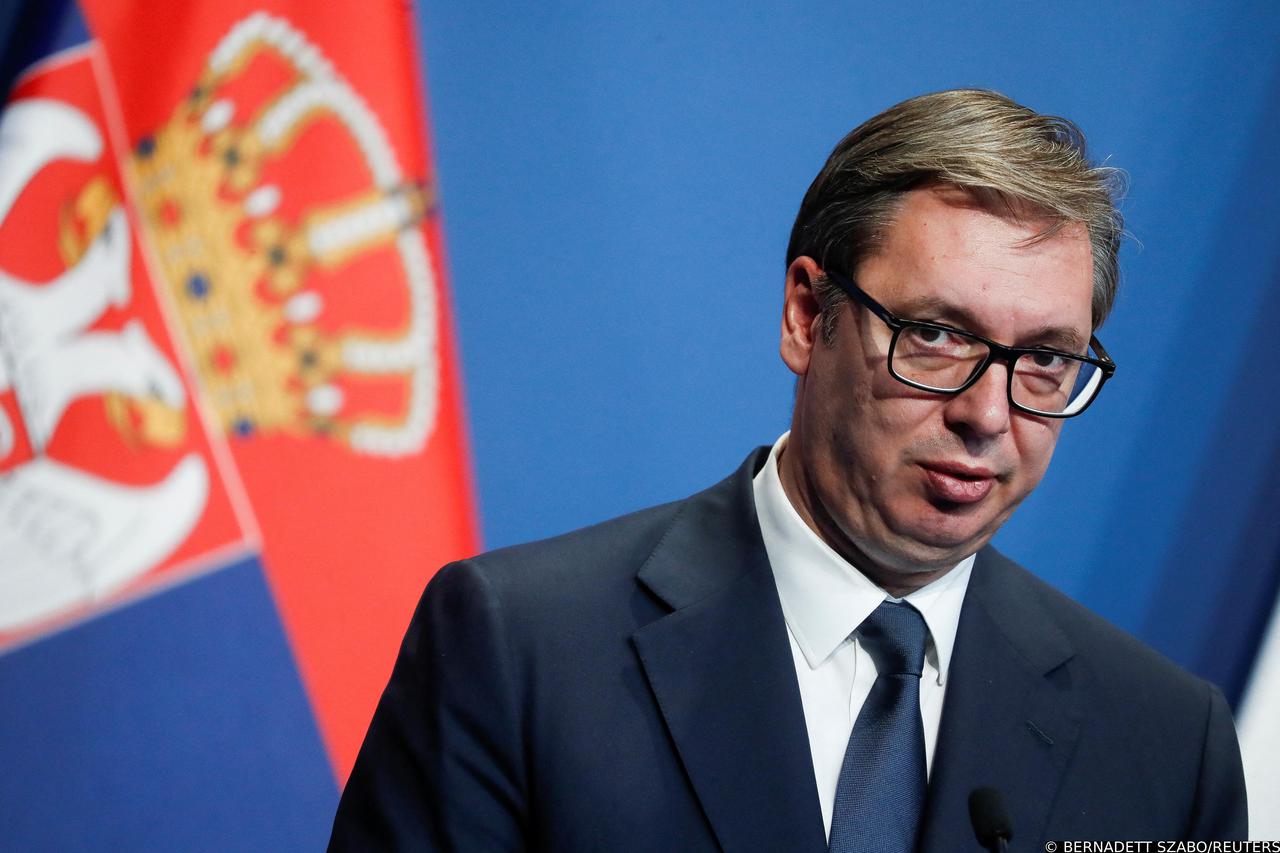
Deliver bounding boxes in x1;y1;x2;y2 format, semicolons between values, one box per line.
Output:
330;90;1247;851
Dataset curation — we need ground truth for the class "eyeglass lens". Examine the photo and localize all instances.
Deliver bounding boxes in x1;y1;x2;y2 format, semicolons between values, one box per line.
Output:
890;326;1102;415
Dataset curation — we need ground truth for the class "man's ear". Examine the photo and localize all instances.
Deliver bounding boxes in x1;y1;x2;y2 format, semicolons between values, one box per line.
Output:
780;256;825;376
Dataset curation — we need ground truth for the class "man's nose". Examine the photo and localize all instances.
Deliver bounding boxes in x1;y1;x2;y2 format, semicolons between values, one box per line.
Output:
942;360;1012;442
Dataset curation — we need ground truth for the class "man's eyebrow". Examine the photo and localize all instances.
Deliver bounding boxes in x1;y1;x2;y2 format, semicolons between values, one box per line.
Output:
892;296;1088;352
1021;324;1088;353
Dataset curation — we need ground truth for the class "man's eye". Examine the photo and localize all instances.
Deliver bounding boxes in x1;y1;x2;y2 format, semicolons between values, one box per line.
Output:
917;328;944;344
1029;352;1066;370
907;327;960;348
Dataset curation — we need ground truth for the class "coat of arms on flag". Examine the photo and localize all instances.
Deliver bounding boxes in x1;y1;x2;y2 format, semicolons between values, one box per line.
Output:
0;34;252;643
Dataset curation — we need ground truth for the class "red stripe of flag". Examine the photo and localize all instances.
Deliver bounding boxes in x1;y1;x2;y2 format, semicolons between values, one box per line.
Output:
74;0;481;781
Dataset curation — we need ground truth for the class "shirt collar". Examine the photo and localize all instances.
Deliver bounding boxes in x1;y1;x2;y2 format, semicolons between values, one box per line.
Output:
752;432;973;683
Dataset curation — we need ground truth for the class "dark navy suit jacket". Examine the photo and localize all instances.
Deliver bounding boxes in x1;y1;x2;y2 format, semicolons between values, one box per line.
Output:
329;448;1247;851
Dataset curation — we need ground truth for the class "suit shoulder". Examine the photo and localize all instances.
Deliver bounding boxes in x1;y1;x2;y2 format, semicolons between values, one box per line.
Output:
987;549;1216;703
429;492;690;608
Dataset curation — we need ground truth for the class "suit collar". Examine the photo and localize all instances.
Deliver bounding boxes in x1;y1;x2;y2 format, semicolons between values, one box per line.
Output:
634;448;827;853
635;446;773;610
964;547;1075;675
919;547;1082;852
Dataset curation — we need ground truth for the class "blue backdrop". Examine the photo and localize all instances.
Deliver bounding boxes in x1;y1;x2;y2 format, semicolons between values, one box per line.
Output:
421;1;1280;706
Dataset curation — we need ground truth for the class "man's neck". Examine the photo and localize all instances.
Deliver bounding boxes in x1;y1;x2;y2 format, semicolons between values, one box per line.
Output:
774;439;954;598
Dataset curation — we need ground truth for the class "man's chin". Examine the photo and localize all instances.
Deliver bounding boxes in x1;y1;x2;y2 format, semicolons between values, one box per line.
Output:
881;511;999;568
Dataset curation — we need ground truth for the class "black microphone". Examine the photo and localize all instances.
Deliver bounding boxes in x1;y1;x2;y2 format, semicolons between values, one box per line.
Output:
968;786;1014;852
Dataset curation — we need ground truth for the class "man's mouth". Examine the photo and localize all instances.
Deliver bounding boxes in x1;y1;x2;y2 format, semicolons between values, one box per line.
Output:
919;461;998;504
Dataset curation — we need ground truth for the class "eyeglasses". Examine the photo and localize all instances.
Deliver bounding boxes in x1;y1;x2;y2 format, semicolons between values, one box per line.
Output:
823;270;1116;418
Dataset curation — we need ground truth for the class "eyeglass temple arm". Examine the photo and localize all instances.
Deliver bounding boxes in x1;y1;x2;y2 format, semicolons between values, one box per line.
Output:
824;270;898;325
1089;334;1116;374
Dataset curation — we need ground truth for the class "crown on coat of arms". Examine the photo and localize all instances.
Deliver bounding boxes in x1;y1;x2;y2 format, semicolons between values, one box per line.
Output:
129;12;439;456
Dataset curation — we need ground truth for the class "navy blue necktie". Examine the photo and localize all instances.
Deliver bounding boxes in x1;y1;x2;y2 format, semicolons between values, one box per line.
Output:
828;600;929;853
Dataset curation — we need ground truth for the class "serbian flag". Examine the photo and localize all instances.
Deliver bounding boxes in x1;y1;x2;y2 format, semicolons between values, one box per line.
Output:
0;2;478;848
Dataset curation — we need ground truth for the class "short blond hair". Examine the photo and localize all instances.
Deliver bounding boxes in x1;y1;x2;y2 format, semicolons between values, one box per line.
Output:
787;89;1124;338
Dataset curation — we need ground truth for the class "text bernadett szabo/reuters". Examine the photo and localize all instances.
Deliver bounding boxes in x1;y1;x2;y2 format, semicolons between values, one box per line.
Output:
1051;842;1280;852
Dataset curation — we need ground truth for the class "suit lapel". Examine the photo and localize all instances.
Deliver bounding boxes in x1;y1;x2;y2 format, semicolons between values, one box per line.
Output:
919;548;1082;853
632;449;827;853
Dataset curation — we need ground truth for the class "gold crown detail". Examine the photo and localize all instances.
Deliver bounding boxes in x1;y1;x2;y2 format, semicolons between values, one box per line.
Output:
129;12;440;456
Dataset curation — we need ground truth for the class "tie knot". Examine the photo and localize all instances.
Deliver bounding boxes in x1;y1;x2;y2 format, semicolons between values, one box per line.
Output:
857;600;927;677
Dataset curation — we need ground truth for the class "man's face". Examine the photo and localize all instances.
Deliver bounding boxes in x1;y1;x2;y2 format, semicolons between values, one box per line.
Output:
780;185;1095;586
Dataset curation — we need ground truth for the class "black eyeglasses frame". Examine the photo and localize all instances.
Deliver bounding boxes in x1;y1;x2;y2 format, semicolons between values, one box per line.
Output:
822;270;1116;418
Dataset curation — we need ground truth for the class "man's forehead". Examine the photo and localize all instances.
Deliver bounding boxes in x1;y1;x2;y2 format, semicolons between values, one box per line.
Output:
860;186;1095;342
886;184;1088;250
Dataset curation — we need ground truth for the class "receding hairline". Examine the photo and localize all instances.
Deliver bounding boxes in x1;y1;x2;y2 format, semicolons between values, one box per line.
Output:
871;181;1094;256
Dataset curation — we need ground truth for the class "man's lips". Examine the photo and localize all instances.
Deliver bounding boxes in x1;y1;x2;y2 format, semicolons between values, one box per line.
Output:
919;461;999;504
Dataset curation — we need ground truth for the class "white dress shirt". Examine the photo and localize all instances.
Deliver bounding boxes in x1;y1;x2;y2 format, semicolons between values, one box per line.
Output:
751;432;974;841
